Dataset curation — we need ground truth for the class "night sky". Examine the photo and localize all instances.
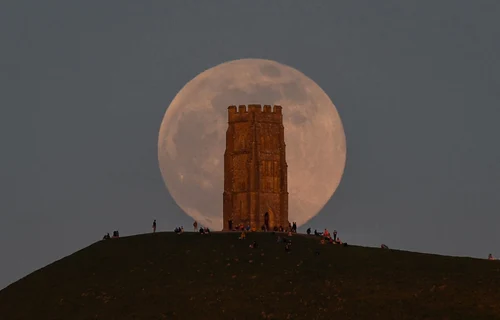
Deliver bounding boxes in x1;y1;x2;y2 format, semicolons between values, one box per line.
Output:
1;1;499;289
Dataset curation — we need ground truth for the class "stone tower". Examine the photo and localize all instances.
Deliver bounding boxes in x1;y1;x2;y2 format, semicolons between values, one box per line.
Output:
223;104;288;231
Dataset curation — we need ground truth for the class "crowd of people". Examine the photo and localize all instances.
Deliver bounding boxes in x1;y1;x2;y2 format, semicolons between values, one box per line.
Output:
227;218;298;233
102;230;120;240
234;223;342;253
100;219;497;261
238;230;292;252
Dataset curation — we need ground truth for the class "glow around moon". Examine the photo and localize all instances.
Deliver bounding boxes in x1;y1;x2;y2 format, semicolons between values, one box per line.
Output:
158;59;346;230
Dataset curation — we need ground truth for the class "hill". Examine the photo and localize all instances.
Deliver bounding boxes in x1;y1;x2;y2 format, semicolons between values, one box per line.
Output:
1;232;499;320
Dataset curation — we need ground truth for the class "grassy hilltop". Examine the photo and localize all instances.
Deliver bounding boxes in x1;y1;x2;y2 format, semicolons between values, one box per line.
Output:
1;232;499;320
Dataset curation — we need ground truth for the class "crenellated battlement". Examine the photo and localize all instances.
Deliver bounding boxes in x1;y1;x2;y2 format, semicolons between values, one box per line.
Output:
228;104;283;123
228;104;282;114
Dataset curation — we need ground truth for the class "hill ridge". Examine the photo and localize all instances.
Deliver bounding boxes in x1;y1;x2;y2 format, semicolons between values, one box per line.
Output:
1;232;499;320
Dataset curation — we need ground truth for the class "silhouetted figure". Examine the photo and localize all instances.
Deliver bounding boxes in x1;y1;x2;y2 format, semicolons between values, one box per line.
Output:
112;231;119;238
102;233;110;240
228;219;233;231
488;253;495;260
285;242;291;253
333;230;337;241
152;219;157;233
264;212;270;231
292;222;297;233
381;244;389;249
193;221;198;232
306;228;311;235
323;229;330;240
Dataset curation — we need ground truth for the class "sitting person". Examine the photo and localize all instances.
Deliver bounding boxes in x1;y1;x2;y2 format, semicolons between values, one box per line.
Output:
174;227;184;234
323;229;330;240
306;228;311;235
204;227;211;235
103;233;110;240
285;242;291;253
239;232;246;240
381;244;389;249
488;253;495;260
112;231;119;238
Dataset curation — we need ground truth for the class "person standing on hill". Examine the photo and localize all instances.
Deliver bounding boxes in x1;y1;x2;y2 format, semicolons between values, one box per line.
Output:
193;221;198;232
152;219;157;233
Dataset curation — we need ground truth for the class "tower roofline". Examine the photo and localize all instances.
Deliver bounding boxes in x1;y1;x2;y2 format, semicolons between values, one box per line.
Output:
227;104;282;114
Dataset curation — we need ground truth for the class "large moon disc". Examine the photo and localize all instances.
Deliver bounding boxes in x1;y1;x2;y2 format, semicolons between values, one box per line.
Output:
158;59;346;230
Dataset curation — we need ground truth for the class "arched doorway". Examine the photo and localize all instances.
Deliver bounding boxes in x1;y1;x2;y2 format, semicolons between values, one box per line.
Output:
264;212;270;230
264;206;275;231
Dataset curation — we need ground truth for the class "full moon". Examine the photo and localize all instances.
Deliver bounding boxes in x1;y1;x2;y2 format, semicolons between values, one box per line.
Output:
158;59;346;230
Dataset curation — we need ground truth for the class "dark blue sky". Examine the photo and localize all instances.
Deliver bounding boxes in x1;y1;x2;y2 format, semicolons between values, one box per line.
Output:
1;1;499;289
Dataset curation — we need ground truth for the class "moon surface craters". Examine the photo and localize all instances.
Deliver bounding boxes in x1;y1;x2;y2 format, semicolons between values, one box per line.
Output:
158;59;346;230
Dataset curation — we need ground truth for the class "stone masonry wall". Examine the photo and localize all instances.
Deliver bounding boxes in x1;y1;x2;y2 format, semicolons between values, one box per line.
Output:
223;104;288;230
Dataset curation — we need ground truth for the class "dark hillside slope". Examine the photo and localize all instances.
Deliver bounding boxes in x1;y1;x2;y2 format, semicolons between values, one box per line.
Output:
1;232;499;319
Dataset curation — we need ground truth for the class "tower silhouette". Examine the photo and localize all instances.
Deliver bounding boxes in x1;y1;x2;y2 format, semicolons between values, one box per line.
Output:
223;104;288;231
